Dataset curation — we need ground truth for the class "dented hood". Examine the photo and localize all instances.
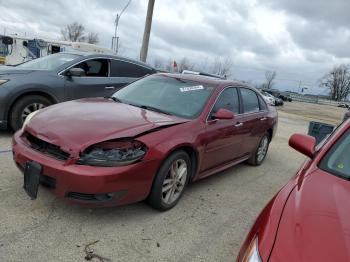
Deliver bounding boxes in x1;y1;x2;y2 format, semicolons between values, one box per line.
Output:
26;98;188;154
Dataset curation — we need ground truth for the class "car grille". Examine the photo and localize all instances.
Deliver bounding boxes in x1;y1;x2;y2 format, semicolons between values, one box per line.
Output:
26;133;70;161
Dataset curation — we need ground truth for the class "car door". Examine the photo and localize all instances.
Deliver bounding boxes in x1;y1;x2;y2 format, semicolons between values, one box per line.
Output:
200;87;246;172
238;87;269;155
64;58;119;99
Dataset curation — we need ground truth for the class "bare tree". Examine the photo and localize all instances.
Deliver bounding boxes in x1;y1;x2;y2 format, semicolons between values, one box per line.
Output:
61;22;86;42
86;32;99;44
61;22;99;44
178;57;195;72
211;57;233;77
263;71;276;89
321;64;350;101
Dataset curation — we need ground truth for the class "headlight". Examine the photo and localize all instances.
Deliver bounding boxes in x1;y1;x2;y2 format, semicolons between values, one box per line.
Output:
77;139;148;167
0;79;9;85
241;237;262;262
21;110;39;132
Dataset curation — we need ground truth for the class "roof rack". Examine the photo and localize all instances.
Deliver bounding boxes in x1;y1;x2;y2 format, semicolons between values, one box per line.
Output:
182;70;226;80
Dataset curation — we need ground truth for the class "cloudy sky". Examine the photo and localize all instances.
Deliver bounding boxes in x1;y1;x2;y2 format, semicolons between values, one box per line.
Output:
1;0;350;94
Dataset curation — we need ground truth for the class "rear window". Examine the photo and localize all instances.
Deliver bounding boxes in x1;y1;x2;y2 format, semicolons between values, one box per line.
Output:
240;88;260;113
319;128;350;180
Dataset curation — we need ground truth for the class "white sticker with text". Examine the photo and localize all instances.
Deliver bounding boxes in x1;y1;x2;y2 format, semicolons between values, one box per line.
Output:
180;85;204;92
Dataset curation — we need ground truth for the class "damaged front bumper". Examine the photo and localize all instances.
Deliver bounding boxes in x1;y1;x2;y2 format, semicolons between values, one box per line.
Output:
12;132;161;207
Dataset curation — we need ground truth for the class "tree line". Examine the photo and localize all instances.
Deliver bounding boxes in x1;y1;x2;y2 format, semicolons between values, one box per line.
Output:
61;22;99;44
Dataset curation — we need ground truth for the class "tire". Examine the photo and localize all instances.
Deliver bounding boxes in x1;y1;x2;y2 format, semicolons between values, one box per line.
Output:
10;95;51;131
247;133;270;166
147;150;191;211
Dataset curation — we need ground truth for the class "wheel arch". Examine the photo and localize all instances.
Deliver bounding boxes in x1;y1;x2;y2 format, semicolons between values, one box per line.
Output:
150;143;199;190
267;128;273;141
6;90;59;122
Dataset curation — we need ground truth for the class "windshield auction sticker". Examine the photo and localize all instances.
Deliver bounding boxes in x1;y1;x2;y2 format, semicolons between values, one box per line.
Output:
180;85;204;92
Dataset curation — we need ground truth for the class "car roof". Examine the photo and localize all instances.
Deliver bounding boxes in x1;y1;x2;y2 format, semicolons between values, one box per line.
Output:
61;51;155;69
157;73;251;89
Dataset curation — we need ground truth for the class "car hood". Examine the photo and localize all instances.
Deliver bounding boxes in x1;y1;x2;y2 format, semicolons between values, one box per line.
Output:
0;66;36;76
26;98;189;155
270;169;350;261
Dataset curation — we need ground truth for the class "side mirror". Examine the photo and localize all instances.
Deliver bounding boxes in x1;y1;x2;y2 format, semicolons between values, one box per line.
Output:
214;108;235;120
289;134;316;159
66;68;86;77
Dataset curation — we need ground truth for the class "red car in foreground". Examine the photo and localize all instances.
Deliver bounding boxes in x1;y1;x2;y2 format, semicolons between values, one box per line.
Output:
237;120;350;261
12;73;277;210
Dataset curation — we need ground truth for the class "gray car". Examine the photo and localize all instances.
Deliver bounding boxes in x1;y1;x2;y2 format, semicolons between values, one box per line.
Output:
0;52;156;130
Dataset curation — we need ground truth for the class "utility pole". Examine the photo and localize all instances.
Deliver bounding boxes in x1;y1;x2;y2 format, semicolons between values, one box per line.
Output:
298;80;302;93
140;0;155;62
111;0;131;54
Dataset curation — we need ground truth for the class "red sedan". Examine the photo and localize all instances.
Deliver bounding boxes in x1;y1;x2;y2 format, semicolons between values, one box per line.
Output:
12;73;277;210
237;120;350;261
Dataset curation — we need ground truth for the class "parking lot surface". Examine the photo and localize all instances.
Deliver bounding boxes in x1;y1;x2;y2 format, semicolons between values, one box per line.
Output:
0;102;346;262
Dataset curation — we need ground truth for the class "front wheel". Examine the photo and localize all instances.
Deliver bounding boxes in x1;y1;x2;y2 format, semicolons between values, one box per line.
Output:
147;150;191;211
10;95;51;131
247;133;270;166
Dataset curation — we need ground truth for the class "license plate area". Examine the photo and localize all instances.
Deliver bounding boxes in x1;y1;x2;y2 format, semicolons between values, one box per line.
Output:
23;161;42;199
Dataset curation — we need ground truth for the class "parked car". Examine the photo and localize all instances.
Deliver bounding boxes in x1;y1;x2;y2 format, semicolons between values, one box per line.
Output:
338;102;350;109
237;119;350;262
13;73;278;210
263;89;292;102
0;52;156;130
260;91;275;106
260;91;282;106
274;97;284;106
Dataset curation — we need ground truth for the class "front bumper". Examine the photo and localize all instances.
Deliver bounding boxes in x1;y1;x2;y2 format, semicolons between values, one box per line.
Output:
12;132;160;207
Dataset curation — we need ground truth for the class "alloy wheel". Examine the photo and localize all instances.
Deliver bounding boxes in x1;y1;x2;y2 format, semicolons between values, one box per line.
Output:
257;136;269;163
21;103;46;122
161;159;188;205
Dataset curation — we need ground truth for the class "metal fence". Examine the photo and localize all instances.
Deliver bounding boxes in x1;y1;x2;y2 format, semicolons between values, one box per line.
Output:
288;93;346;107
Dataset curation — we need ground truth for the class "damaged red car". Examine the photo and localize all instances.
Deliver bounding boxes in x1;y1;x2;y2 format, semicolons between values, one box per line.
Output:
12;73;277;210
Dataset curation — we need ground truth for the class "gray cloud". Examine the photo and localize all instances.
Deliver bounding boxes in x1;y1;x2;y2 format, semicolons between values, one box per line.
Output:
265;0;350;28
1;0;350;94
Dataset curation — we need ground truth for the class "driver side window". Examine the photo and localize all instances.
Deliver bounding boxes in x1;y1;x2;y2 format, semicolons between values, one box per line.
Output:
72;59;109;77
210;88;240;119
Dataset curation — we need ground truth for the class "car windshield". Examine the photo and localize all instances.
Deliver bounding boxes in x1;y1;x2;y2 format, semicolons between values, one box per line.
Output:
113;75;215;119
319;128;350;180
17;53;80;70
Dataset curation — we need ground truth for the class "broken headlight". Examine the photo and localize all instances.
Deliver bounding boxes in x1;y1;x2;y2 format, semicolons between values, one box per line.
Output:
77;139;147;167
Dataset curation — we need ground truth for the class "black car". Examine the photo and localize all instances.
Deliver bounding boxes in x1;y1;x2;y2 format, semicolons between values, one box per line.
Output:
0;52;156;130
263;88;292;102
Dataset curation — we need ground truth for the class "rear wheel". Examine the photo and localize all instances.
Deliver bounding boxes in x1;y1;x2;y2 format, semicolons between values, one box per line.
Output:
247;133;270;166
10;95;51;131
147;150;191;211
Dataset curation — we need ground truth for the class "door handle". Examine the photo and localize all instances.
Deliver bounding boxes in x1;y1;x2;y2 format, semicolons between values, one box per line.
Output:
105;86;116;90
234;122;243;127
260;117;267;121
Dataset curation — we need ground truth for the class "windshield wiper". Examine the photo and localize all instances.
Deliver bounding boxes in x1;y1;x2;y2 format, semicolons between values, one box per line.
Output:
139;105;172;115
109;96;122;103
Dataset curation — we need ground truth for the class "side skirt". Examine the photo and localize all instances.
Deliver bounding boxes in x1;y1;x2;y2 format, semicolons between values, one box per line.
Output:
192;154;250;182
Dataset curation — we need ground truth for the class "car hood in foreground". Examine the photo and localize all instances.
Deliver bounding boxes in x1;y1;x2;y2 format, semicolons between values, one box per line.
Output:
26;98;189;154
270;169;350;261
